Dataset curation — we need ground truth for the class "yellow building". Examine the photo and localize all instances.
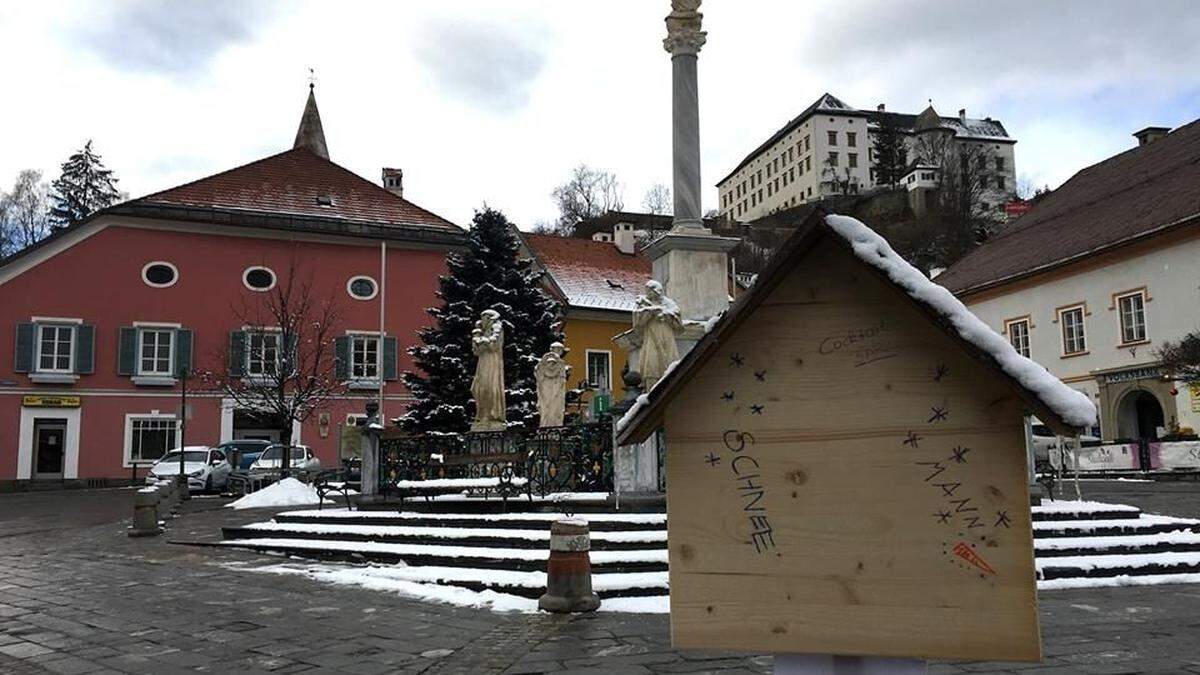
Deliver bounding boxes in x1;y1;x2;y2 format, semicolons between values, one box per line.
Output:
520;232;651;407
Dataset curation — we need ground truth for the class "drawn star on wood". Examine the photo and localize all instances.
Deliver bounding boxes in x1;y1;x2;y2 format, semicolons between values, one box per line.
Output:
950;446;971;463
729;353;745;367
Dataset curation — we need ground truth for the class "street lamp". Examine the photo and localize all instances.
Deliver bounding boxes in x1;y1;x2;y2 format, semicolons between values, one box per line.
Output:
177;366;191;501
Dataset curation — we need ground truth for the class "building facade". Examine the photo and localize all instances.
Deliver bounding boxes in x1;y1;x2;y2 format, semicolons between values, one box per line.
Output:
0;88;462;484
717;93;1016;222
938;121;1200;441
519;232;653;409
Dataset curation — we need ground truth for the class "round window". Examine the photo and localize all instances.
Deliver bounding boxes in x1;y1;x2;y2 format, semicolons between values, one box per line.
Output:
142;262;178;288
347;276;378;300
243;267;276;291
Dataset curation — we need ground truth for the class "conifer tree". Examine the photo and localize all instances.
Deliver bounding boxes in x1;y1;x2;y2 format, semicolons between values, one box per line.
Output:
402;207;563;434
48;140;122;229
871;112;908;188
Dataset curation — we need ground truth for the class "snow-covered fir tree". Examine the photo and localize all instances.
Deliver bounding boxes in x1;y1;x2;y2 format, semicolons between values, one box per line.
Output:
48;140;122;229
402;207;563;434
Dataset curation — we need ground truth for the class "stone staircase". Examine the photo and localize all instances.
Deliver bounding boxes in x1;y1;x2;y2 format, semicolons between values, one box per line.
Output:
219;499;1200;602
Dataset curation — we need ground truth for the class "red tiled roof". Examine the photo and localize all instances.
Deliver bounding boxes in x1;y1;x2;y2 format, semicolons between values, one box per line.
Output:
938;119;1200;295
127;148;460;234
523;233;651;312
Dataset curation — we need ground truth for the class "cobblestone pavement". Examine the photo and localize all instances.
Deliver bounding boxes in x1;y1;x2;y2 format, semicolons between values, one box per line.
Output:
0;483;1199;674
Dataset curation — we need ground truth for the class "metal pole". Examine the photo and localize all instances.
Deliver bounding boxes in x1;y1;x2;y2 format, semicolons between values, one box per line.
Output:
178;368;190;500
378;239;387;422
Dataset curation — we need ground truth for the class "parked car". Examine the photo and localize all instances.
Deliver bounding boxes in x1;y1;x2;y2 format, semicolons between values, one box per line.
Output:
146;446;233;492
217;439;273;471
249;445;321;473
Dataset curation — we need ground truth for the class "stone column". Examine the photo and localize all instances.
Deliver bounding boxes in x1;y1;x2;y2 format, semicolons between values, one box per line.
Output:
359;401;381;504
664;0;707;233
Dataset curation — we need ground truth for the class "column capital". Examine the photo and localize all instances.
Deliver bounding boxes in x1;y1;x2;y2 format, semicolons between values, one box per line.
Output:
663;0;706;56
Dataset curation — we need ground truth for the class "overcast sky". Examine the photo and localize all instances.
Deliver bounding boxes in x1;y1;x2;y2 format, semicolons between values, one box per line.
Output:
2;1;1198;229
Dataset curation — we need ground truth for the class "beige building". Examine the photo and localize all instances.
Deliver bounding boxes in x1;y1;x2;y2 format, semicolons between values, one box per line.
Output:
717;93;1016;222
938;121;1200;442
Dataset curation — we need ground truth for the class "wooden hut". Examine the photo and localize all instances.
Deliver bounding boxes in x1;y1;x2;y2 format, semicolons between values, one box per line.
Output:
616;210;1096;662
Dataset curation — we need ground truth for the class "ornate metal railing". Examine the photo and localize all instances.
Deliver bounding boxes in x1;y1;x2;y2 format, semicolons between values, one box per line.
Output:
377;422;613;500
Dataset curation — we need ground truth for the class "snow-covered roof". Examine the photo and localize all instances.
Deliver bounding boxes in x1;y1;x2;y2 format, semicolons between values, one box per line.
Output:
522;233;651;313
617;211;1097;444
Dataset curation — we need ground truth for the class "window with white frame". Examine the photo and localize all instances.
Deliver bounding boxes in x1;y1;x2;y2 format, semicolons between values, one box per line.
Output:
37;325;74;372
1117;292;1147;344
246;332;280;376
586;351;611;391
138;329;174;376
1006;318;1031;357
128;416;178;464
351;335;380;381
1059;306;1086;355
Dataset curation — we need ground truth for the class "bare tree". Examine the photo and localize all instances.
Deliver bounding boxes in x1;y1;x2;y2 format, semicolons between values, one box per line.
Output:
911;135;1009;267
1;170;51;256
641;182;671;215
550;164;624;235
201;257;346;477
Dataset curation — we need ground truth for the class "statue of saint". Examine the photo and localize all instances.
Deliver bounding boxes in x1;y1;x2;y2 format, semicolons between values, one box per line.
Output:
633;281;683;388
470;309;506;431
534;342;569;428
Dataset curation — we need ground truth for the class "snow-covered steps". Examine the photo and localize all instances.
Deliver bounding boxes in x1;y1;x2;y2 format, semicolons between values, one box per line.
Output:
1034;530;1200;558
1033;513;1200;538
222;520;667;551
1030;499;1141;522
272;509;667;532
1038;551;1200;580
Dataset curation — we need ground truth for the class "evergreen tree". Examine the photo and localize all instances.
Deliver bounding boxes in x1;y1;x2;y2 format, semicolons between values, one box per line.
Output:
871;112;908;188
402;207;563;434
48;140;121;229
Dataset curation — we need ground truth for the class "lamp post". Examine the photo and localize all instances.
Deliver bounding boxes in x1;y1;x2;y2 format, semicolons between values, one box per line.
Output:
177;367;190;501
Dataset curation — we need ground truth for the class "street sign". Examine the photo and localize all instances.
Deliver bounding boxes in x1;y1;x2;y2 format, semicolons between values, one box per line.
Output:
22;395;80;408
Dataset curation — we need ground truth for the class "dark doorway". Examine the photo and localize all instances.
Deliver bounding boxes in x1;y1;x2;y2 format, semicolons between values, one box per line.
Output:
33;419;66;478
1134;391;1165;441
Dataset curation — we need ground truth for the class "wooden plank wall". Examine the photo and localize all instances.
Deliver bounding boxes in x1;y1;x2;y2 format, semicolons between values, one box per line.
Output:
664;236;1040;662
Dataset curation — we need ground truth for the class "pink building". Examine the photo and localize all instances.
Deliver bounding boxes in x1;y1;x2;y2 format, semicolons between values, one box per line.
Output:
0;88;462;485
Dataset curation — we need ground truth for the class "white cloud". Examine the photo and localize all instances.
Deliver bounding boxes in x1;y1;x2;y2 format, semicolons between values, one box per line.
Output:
1;1;1197;230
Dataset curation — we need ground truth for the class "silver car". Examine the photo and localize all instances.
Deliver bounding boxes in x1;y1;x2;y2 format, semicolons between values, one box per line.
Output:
249;445;321;473
146;447;233;492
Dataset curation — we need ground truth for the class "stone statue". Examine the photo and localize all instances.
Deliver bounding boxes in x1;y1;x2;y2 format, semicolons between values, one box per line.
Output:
633;280;683;389
534;342;569;428
470;309;506;431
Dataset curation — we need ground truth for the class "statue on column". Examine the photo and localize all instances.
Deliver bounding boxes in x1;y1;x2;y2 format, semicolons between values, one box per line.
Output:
534;342;569;428
470;309;506;431
633;280;683;389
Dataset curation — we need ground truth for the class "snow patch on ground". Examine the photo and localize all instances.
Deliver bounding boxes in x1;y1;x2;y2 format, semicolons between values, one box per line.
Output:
239;521;668;543
1038;572;1200;590
1032;500;1140;514
226;478;320;510
825;214;1097;429
276;508;667;524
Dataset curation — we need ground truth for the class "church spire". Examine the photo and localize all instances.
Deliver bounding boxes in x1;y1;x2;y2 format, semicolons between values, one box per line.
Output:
293;83;329;159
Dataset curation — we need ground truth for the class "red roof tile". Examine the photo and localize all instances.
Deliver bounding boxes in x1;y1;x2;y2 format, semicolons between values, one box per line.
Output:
938;119;1200;294
128;148;459;234
523;233;651;312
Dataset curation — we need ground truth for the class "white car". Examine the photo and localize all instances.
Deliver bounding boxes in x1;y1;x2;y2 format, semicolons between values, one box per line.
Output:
249;445;321;473
146;446;233;492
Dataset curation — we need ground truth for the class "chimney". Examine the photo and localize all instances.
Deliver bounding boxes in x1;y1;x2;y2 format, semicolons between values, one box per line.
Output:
958;108;967;124
1133;126;1170;146
613;222;636;255
876;103;885;112
381;167;403;197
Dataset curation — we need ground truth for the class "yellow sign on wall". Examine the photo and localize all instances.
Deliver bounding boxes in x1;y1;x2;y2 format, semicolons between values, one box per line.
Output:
22;395;81;408
1190;383;1200;414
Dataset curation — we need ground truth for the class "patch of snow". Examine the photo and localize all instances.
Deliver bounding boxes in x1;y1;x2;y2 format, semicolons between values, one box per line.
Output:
1038;572;1200;590
1036;551;1200;572
226;478;320;510
239;563;537;612
1032;500;1139;514
824;214;1097;429
220;538;670;565
598;595;669;613
277;508;667;524
395;477;528;489
239;521;668;544
1033;514;1200;532
1035;530;1200;551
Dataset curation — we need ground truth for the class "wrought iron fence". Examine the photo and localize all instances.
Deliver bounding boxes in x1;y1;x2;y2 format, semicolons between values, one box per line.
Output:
377;422;613;500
